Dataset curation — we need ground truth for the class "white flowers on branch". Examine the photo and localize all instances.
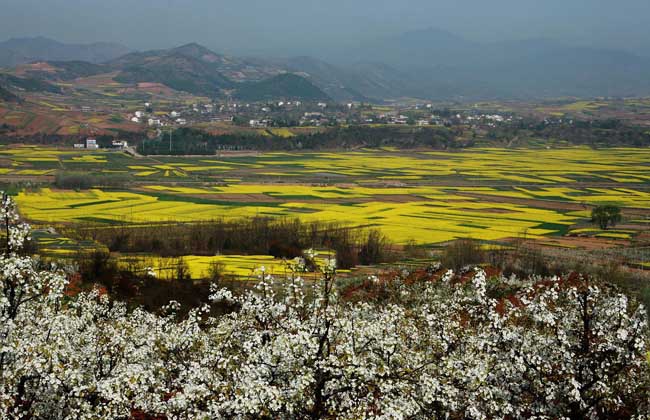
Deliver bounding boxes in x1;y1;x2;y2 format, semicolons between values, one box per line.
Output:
0;194;648;419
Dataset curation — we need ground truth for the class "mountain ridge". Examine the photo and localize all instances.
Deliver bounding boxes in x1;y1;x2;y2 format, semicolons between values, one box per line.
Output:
3;32;650;100
344;28;650;99
0;36;130;67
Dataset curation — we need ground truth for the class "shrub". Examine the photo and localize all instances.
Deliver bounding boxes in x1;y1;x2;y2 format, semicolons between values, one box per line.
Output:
441;238;484;271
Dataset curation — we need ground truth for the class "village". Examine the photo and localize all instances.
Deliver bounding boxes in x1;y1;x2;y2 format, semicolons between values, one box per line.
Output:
117;99;515;132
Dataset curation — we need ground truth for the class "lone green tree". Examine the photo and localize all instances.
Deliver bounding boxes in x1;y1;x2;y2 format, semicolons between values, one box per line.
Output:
591;205;622;230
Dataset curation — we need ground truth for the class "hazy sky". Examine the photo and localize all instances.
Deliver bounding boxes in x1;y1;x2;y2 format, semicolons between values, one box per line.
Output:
2;0;650;56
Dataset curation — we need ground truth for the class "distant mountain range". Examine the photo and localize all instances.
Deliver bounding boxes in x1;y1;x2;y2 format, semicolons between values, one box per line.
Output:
342;28;650;99
2;31;650;101
276;56;408;101
0;37;130;67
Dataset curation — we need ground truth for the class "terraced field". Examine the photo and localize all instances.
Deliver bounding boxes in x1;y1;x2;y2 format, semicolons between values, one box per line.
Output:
7;145;650;246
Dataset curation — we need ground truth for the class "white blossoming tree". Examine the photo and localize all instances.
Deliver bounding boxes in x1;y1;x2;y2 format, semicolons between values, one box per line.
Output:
0;193;648;419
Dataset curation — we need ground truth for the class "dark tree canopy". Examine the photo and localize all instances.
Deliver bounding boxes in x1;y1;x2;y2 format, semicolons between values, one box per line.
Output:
591;205;622;230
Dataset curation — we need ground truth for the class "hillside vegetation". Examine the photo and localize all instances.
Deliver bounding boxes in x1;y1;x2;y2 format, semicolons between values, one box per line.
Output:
233;73;330;101
39;60;108;80
0;84;19;101
0;73;61;94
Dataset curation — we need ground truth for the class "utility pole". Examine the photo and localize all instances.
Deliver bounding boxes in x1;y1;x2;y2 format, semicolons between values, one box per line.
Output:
169;128;173;153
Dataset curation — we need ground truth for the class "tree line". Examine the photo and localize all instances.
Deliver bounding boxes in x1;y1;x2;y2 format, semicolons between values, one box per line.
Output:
64;217;393;269
137;126;461;155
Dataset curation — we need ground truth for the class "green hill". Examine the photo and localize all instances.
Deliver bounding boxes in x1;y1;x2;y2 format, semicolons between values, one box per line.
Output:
111;44;234;95
233;73;330;102
0;74;61;94
0;84;19;102
44;61;108;80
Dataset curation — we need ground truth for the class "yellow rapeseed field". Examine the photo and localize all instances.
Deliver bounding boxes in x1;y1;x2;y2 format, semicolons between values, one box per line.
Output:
18;187;577;244
9;146;650;245
119;252;335;279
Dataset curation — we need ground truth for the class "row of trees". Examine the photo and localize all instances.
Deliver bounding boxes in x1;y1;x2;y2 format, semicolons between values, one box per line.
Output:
136;126;461;155
486;118;650;148
66;217;392;269
1;195;649;418
54;172;131;190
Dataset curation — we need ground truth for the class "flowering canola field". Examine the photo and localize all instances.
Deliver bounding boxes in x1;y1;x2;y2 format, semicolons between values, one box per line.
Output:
119;252;335;280
12;146;650;245
11;186;587;245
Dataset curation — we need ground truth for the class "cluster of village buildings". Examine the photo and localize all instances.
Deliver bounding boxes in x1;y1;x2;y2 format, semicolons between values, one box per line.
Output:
79;99;516;136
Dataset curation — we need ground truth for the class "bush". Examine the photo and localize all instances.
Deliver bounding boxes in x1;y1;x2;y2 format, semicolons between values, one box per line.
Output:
358;230;387;265
55;172;93;190
55;172;131;190
441;239;484;271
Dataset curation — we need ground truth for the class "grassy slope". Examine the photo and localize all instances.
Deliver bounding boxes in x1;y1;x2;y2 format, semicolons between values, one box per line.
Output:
234;73;330;101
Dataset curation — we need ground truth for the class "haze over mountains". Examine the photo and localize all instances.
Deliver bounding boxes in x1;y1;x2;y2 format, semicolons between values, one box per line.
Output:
0;37;130;67
2;29;650;101
343;28;650;98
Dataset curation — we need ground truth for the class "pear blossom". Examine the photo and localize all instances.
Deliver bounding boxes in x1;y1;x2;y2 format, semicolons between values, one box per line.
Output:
0;193;647;419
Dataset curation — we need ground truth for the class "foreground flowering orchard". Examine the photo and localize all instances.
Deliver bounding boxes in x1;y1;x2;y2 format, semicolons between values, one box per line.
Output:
1;194;648;419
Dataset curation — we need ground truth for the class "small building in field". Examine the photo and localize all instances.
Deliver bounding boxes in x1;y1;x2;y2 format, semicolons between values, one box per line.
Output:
249;119;268;128
86;138;98;150
73;143;85;149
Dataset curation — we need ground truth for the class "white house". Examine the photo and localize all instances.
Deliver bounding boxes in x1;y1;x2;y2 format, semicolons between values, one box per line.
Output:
249;119;268;128
131;117;140;123
86;138;99;150
135;111;144;118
